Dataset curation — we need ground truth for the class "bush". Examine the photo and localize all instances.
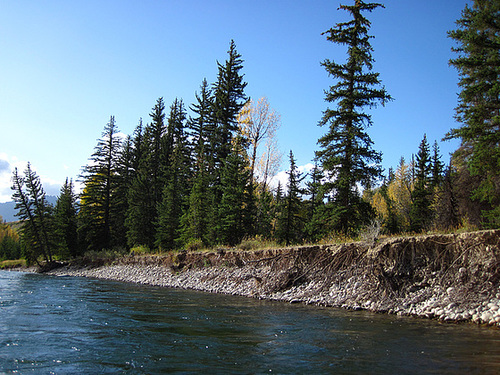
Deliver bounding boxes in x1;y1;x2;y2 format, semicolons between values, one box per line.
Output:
185;239;204;252
238;236;277;251
129;245;150;255
358;219;382;245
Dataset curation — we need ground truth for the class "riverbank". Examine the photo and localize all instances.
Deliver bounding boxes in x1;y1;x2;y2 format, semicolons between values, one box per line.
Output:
47;230;500;326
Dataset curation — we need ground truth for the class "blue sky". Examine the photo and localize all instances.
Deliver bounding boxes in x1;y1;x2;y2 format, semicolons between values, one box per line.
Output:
0;0;467;202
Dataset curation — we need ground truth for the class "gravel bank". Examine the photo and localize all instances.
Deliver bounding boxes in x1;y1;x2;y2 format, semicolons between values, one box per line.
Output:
48;230;500;327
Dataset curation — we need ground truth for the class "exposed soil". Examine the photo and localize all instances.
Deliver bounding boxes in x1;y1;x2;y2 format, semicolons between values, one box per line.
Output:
48;230;500;326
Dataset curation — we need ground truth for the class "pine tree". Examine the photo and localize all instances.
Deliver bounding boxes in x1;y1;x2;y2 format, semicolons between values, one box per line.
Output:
316;0;392;235
54;178;79;257
149;97;167;206
126;99;167;249
212;40;248;167
216;139;251;246
79;116;122;250
125;167;156;249
156;99;191;250
410;135;433;232
431;141;444;189
276;151;305;245
434;163;460;230
179;81;215;247
304;161;327;241
189;78;214;168
179;164;211;246
11;164;54;264
447;0;500;227
207;41;249;243
113;135;134;248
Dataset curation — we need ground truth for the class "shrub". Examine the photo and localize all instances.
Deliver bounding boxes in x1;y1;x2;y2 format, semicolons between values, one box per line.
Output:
358;219;382;245
129;245;150;255
238;236;277;251
185;238;204;252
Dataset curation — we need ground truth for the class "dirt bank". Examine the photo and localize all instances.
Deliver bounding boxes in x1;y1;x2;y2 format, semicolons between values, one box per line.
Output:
49;230;500;326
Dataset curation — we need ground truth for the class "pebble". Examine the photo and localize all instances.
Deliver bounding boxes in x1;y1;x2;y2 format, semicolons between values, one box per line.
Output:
46;251;500;327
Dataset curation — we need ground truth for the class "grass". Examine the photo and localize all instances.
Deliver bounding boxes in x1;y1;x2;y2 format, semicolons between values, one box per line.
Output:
0;259;27;269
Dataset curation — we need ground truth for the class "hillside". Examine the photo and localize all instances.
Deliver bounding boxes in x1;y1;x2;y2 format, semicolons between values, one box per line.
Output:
0;196;58;223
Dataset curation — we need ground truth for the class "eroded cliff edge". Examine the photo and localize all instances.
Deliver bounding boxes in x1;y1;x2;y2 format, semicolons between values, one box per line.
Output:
49;230;500;326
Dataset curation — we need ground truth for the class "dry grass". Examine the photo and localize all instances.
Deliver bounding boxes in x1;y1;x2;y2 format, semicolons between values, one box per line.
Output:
0;259;26;269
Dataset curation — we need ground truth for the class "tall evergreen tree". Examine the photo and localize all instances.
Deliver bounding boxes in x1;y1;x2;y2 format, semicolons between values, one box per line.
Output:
212;40;248;167
126;99;167;249
316;0;392;235
447;0;500;227
179;79;214;247
431;141;444;189
156;99;191;250
149;97;167;205
216;139;251;246
207;41;249;241
276;151;305;245
305;161;327;241
79;116;122;251
113;135;134;248
54;178;79;257
11;164;54;264
410;134;433;232
189;78;214;169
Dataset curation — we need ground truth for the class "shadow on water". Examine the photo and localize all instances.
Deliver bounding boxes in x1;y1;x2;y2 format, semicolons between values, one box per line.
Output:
1;270;500;374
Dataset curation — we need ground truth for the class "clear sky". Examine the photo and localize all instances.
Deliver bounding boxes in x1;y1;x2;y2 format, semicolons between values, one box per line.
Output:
0;0;467;203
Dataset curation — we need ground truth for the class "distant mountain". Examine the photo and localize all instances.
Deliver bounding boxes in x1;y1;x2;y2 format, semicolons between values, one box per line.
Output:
0;196;58;223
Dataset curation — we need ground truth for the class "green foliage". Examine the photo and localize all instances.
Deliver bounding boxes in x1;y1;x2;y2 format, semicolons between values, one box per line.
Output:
184;238;204;252
316;1;392;235
156;99;191;251
275;151;305;245
0;222;21;261
54;178;79;258
216;140;251;246
11;163;55;264
78;116;123;251
0;259;26;269
129;245;150;255
211;40;248;164
410;134;433;232
447;0;500;227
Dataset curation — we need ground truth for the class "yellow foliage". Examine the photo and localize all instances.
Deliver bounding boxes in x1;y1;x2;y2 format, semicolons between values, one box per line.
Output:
387;159;414;229
0;223;19;243
371;190;388;220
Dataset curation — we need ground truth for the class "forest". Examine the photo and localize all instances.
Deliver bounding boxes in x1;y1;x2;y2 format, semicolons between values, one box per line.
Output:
1;0;499;265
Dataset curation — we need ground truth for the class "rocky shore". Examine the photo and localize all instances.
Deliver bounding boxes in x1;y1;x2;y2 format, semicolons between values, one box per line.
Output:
48;230;500;327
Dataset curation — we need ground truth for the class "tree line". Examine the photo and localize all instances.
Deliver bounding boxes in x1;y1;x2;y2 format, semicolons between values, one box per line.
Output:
7;0;500;263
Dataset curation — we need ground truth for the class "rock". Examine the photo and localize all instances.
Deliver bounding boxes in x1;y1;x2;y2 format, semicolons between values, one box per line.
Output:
481;312;493;323
487;303;499;311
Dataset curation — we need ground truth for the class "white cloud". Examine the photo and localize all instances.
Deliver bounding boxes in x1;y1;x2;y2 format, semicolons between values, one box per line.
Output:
0;153;64;202
269;163;316;191
0;153;26;203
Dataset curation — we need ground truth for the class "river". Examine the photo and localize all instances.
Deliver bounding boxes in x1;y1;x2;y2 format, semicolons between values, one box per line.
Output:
1;270;500;374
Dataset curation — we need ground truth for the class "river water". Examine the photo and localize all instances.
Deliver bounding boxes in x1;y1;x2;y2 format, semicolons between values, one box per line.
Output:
1;271;500;374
